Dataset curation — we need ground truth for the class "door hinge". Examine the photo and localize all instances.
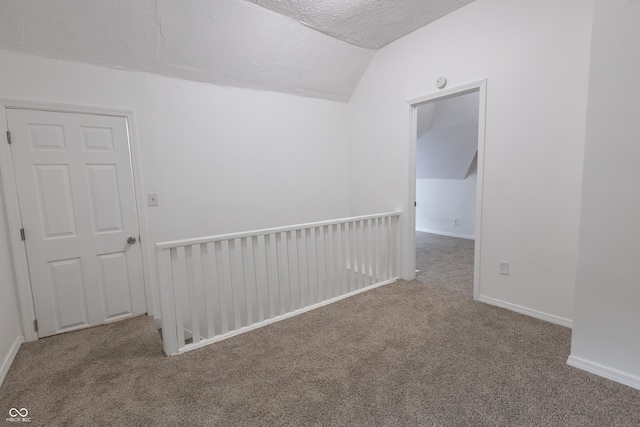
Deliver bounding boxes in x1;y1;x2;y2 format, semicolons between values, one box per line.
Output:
414;201;417;207
20;228;25;241
33;319;38;332
6;130;11;145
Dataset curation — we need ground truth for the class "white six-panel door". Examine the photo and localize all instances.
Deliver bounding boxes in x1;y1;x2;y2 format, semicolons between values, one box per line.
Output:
6;109;146;337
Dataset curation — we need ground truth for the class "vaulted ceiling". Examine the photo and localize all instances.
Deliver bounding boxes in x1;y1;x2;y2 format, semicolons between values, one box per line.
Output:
0;0;475;102
243;0;475;49
417;91;480;180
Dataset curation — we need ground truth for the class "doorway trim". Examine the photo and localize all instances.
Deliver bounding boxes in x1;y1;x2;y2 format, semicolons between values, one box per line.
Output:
0;99;155;341
406;79;487;300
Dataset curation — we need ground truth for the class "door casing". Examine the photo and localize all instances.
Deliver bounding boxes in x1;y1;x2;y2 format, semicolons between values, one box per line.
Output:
405;79;487;300
0;99;155;341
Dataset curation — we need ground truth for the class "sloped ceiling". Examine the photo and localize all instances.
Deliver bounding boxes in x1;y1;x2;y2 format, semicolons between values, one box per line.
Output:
244;0;475;49
0;0;474;102
417;91;480;180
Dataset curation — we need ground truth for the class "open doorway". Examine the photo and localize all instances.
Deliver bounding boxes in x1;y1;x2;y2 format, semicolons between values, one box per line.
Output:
407;80;486;300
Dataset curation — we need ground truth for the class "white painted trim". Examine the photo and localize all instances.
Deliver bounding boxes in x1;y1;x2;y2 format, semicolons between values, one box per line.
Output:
0;336;24;387
0;104;37;342
567;355;640;390
175;278;398;355
153;315;163;329
124;113;156;316
406;79;487;302
478;295;573;328
473;82;487;302
406;79;488;106
416;228;475;240
0;98;155;340
406;105;417;280
157;211;402;249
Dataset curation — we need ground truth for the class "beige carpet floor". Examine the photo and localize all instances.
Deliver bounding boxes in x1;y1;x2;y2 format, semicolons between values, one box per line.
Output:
415;231;475;296
2;280;640;426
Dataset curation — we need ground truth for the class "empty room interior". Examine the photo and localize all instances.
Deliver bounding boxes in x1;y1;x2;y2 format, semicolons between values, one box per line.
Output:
414;91;479;297
0;0;639;425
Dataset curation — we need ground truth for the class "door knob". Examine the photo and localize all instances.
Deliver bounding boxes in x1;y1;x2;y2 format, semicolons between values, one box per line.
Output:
127;236;137;245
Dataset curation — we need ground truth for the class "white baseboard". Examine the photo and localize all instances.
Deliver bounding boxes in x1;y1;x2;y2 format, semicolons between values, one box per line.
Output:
0;335;24;387
478;295;572;328
153;315;163;329
416;228;475;240
567;355;640;390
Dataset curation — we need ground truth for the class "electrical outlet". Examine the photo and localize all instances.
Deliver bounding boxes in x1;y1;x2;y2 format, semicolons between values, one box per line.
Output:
499;261;510;276
147;193;158;207
453;219;459;226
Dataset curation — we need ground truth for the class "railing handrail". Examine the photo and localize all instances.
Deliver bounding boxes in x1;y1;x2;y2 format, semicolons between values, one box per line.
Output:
156;211;402;250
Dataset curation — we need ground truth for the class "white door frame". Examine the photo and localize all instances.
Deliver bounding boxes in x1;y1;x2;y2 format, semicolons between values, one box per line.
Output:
0;99;155;341
406;79;487;300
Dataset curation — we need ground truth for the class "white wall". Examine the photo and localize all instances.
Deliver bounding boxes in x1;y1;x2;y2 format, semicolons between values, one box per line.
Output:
416;167;477;239
0;0;376;102
569;0;640;388
416;125;478;180
0;49;352;317
348;0;593;323
415;92;478;238
416;91;479;180
0;190;23;385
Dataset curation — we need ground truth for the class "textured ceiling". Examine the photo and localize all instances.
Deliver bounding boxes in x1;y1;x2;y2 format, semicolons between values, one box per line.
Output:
0;0;475;101
244;0;476;49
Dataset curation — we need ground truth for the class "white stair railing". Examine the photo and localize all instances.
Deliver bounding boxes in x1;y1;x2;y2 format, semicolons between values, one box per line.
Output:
156;212;402;355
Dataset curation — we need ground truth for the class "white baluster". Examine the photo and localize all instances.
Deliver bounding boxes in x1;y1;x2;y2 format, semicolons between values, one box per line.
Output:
184;245;200;345
200;243;216;339
170;247;185;348
254;235;267;323
242;236;256;326
214;241;228;334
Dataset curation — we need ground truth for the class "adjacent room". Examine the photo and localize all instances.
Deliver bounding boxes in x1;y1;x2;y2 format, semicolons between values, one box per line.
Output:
414;91;479;296
0;0;639;425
